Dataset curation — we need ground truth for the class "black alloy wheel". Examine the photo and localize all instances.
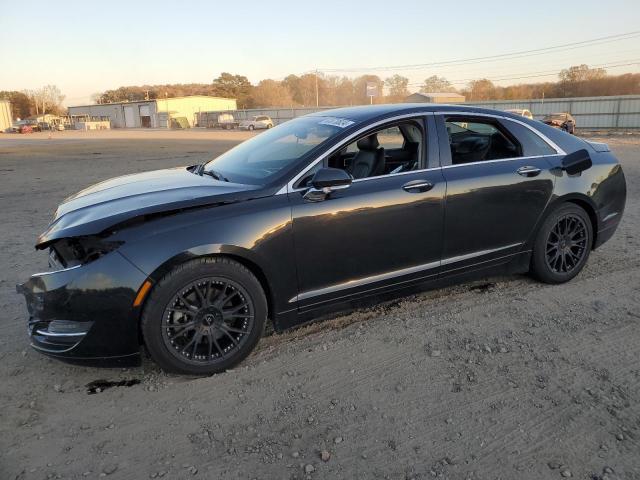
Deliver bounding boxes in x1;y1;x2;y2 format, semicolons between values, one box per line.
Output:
161;277;254;364
545;213;588;274
531;203;592;284
142;257;267;375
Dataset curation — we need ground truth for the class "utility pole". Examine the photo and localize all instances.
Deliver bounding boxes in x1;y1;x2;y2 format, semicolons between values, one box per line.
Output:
315;70;319;107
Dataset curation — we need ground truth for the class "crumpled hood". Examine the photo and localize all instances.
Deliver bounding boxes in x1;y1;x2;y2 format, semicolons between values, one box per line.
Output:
37;167;261;248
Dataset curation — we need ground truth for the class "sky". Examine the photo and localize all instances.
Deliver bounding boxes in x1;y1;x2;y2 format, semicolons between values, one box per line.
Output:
1;0;639;106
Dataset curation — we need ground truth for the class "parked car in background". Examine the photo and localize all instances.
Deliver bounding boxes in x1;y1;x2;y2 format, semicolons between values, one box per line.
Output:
505;109;533;120
239;115;273;130
212;113;239;130
543;113;576;134
17;104;626;375
17;120;41;133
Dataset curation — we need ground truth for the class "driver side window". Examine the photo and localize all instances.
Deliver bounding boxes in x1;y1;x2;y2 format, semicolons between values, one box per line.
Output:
329;120;424;180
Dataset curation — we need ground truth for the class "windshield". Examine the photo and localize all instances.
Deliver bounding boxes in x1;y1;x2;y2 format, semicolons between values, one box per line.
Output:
203;116;351;185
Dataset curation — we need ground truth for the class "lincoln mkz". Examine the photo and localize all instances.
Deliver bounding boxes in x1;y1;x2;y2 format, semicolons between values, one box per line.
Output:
17;105;626;374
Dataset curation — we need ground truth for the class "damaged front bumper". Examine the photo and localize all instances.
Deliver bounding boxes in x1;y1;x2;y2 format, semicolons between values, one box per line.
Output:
16;251;148;364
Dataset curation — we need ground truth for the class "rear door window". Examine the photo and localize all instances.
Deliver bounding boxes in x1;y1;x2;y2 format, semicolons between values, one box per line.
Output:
501;120;558;157
445;118;520;165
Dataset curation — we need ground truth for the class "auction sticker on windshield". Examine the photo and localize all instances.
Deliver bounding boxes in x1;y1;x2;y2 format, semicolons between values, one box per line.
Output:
318;117;355;128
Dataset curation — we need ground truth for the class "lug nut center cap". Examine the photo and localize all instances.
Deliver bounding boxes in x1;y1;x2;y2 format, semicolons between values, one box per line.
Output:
201;309;223;326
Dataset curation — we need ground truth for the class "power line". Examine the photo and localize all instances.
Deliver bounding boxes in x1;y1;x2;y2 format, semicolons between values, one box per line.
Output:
317;31;640;73
405;59;640;87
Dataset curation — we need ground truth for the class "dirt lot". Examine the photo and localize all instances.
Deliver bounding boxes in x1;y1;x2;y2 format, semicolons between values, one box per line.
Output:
0;129;638;480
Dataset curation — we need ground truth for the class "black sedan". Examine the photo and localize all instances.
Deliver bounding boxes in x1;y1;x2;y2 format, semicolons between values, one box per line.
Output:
17;105;626;375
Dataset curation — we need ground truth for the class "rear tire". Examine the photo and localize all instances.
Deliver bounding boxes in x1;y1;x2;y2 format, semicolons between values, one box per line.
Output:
530;203;592;284
142;257;267;375
248;125;254;131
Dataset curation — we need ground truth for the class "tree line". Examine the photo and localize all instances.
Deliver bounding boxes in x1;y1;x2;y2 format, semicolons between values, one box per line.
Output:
0;86;65;120
91;65;640;109
1;65;638;119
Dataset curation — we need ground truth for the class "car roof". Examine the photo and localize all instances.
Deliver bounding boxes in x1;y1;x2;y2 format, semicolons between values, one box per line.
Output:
308;103;530;123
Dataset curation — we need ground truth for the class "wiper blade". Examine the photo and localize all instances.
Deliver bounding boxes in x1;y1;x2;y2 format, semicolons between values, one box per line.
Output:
202;169;229;182
194;163;229;182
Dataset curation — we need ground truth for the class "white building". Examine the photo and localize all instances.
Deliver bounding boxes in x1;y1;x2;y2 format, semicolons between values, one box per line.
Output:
68;95;237;128
404;92;465;104
0;100;12;132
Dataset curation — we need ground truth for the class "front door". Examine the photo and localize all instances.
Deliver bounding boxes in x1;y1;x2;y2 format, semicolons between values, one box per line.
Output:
289;116;445;310
435;114;559;270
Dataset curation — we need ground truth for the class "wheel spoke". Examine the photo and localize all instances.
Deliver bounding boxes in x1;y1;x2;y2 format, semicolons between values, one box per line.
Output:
221;324;248;335
178;293;199;312
206;332;213;358
220;328;239;346
211;333;225;357
193;284;207;307
211;283;230;307
191;331;201;357
568;250;581;264
166;320;197;335
223;303;249;315
224;313;254;321
215;288;240;308
203;281;211;306
181;333;198;354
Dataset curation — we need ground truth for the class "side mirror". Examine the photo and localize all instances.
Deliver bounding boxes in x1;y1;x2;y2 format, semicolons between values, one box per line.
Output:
303;168;352;202
562;149;592;175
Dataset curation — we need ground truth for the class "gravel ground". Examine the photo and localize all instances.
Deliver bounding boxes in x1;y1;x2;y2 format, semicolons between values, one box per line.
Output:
0;129;638;480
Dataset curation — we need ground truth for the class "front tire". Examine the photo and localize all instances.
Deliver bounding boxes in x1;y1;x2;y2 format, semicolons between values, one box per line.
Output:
248;125;254;131
530;203;592;284
142;257;267;375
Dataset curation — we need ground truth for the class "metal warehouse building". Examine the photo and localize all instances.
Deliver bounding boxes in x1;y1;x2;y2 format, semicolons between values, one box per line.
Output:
0;100;12;132
404;92;466;103
68;95;236;128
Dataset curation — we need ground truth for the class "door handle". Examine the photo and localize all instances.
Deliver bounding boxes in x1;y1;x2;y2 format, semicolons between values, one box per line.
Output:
402;180;434;193
516;166;542;177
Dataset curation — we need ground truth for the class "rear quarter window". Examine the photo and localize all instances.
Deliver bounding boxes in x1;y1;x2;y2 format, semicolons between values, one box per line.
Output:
501;120;558;157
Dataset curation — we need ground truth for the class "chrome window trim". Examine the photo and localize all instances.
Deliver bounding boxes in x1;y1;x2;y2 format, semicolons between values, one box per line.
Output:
276;112;434;195
437;111;566;156
276;110;566;195
292;242;522;303
440;153;562;170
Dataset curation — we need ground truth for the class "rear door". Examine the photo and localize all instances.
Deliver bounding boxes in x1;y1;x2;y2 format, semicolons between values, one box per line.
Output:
436;113;562;270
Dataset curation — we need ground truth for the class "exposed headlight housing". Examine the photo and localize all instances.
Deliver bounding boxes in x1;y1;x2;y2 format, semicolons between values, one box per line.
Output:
49;236;123;269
